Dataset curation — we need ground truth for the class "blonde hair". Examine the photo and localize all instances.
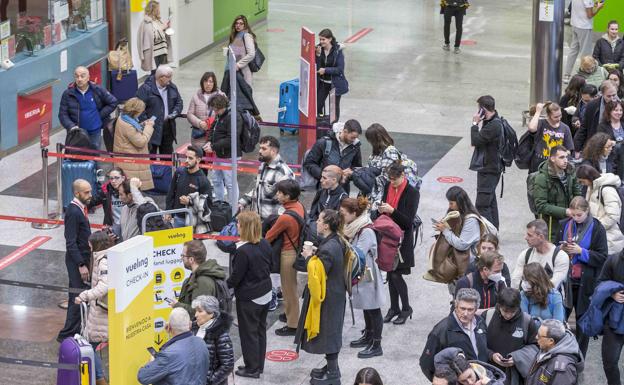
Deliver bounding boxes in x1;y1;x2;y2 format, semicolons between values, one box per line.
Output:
238;210;262;243
144;0;161;20
122;97;146;117
580;56;598;73
570;196;590;212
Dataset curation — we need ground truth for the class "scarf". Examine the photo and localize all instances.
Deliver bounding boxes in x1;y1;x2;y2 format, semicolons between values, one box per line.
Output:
343;212;373;241
121;113;144;132
564;215;594;265
386;178;408;209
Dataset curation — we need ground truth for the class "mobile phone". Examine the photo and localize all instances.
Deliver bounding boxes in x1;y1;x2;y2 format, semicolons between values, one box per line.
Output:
164;297;174;304
479;107;485;119
149;115;157;121
558;241;567;245
147;347;157;357
431;218;438;224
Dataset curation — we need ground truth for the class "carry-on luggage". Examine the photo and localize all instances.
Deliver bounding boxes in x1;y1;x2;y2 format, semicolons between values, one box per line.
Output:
56;334;96;385
210;200;233;232
62;160;97;210
150;164;173;194
110;69;138;103
278;79;299;134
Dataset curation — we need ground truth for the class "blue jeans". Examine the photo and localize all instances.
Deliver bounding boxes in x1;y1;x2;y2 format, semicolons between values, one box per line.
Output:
212;160;239;203
87;130;102;150
90;342;104;379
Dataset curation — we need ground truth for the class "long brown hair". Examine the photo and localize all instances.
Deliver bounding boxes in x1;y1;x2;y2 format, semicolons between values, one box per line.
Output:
365;123;394;156
229;15;256;44
523;263;553;307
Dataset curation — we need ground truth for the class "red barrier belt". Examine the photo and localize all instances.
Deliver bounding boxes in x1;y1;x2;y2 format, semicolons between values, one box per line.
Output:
259;121;331;130
64;145;173;159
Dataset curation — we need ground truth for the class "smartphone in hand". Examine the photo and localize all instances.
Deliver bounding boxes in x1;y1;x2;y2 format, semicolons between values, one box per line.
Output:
147;347;157;357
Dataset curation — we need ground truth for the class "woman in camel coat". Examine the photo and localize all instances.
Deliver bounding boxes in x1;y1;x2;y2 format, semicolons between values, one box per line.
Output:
113;97;155;190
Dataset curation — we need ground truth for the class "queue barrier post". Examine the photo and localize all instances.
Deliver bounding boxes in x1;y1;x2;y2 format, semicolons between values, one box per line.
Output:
32;147;60;229
141;208;193;234
55;142;64;218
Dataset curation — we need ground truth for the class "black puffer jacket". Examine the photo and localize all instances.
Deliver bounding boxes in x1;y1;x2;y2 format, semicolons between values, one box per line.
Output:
192;313;235;385
592;36;624;69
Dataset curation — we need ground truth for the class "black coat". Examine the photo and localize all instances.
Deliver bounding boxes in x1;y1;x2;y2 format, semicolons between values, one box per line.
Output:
592;37;624;69
89;181;116;226
419;313;489;381
58;82;118;130
211;108;244;159
136;75;184;146
556;217;609;316
227;240;272;301
469;113;502;174
381;181;419;273
597;121;624;178
221;70;260;116
599;253;624;283
64;203;92;266
309;185;348;221
315;42;349;96
300;233;347;355
166;167;212;212
192;313;235;385
455;271;506;310
485;309;540;359
574;97;603;151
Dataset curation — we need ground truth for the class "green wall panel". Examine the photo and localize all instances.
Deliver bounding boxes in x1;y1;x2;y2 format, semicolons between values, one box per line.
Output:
213;0;268;42
594;1;624;32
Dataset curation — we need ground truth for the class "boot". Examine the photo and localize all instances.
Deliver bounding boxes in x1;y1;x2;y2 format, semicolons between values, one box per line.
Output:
96;379;109;385
349;329;372;348
357;339;383;359
311;359;341;384
383;308;400;323
392;307;413;325
310;365;327;378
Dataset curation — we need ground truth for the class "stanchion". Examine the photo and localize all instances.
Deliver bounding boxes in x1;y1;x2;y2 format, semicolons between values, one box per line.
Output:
55;142;63;218
32;147;60;229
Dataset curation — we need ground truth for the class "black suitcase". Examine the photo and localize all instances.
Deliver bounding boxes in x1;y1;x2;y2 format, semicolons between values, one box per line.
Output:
210;201;233;232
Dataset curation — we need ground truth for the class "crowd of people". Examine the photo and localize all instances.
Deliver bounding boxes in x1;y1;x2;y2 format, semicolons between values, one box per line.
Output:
46;3;624;385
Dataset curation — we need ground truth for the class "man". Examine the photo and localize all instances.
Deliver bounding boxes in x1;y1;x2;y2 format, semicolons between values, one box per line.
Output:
136;65;183;155
58;66;118;149
309;165;348;221
570;83;599;135
598;253;624;384
574;80;619;151
532;145;582;241
455;251;507;314
137;308;209;385
526;319;584;385
171;240;226;317
484;288;540;384
469;95;503;229
203;94;243;203
511;219;570;289
593;20;624;70
118;177;157;241
239;135;295;220
57;179;92;342
563;0;604;82
303;119;362;192
420;288;489;381
165;145;212;228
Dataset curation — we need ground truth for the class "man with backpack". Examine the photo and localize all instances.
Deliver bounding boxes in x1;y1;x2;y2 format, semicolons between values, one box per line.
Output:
172;240;228;317
469;95;504;229
165;145;212;228
309;165;349;221
455;251;508;314
511;219;570;290
303;119;362;193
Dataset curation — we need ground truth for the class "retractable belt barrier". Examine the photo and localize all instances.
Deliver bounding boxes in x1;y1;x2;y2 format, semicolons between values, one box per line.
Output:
0;356;79;371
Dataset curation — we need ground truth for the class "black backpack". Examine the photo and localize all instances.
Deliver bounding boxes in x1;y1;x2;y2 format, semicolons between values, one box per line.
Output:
499;117;518;169
523;245;561;281
515;131;535;170
214;278;233;314
65;127;94;161
599;184;624;233
240;110;260;153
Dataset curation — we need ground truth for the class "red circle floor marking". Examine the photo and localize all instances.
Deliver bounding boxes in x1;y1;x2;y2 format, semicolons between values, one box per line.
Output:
267;28;285;33
265;349;299;362
460;40;477;45
437;176;464;184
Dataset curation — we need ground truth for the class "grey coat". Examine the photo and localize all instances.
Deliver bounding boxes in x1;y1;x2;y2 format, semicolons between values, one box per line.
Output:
351;228;385;310
525;331;584;385
301;233;346;355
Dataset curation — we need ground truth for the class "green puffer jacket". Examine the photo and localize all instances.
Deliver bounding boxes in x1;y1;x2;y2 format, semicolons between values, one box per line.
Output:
533;160;582;241
175;259;226;317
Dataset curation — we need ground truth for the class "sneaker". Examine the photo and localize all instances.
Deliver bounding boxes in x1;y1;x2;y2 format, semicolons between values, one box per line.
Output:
454;47;461;54
442;44;450;51
268;289;278;312
276;288;284;301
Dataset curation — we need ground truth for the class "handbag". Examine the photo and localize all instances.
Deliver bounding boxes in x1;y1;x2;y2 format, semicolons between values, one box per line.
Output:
107;39;133;73
244;35;265;73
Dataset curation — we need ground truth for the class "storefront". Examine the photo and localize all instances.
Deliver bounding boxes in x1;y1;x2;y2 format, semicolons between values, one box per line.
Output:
0;0;108;153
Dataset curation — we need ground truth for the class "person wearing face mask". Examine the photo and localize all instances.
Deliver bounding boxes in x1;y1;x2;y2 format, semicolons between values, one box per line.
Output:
520;263;565;322
555;196;608;357
527;102;574;173
455;251;507;315
574;80;619;152
465;234;512;284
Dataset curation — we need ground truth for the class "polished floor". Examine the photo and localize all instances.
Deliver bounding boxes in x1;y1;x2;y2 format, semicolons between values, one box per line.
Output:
0;0;622;384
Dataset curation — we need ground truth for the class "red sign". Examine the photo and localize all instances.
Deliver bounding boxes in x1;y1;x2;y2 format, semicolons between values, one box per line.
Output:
40;122;50;147
437;176;464;184
17;87;52;145
298;27;317;159
265;349;299;362
88;61;102;85
43;25;52;47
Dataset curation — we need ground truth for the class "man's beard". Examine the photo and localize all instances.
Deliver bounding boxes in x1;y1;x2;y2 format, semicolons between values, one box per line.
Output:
259;154;271;163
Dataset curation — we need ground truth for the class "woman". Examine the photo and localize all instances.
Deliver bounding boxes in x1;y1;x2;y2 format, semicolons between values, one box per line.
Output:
441;0;469;54
113;97;155;190
226;210;272;379
90;167;126;228
191;295;234;385
559;75;586;129
576;164;624;256
608;69;624;99
465;234;511;284
555;196;608;357
576;55;608;88
353;367;383;385
340;197;384;358
434;347;506;385
378;162;419;325
520;263;565;322
527;101;574;173
593;20;624;70
316;28;348;122
581;132;616;174
137;0;170;73
187;72;225;149
598;100;624;144
297;209;347;384
74;231;112;385
228;15;256;87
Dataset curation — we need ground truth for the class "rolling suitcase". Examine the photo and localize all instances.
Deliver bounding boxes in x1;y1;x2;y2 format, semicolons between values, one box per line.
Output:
110;69;138;103
62;160;97;210
278;79;300;134
57;303;96;385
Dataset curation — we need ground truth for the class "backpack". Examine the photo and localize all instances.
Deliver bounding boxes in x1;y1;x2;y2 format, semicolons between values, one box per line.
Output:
498;117;519;169
341;237;367;296
465;214;498;236
64;127;94;160
214;278;233;314
240;110;261;153
522;245;561;289
484;308;534;345
216;217;238;254
598;184;624;233
298;139;333;190
371;215;404;272
515;131;535;170
526;171;540;215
